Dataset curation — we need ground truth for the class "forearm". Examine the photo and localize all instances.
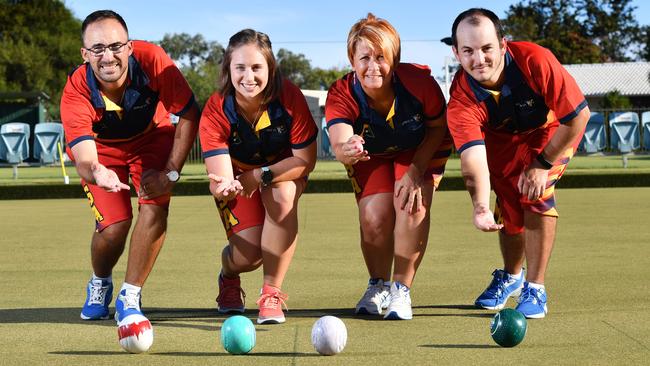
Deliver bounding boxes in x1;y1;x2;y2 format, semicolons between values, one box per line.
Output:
70;140;99;184
166;105;200;171
329;124;354;164
460;146;492;210
540;107;590;162
74;161;97;184
268;144;317;183
411;125;447;173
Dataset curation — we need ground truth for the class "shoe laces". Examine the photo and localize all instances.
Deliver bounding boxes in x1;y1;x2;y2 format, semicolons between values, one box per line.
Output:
390;283;410;305
256;290;288;311
88;281;109;305
121;289;141;310
361;282;389;304
487;270;511;299
518;286;543;305
216;284;246;305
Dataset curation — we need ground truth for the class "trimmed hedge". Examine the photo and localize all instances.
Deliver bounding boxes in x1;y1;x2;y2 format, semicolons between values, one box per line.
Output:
1;172;649;200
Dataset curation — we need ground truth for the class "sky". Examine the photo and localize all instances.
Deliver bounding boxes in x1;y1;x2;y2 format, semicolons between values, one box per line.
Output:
64;0;650;79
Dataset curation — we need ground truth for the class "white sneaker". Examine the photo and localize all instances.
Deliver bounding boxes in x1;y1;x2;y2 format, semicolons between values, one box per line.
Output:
384;281;412;320
355;278;390;315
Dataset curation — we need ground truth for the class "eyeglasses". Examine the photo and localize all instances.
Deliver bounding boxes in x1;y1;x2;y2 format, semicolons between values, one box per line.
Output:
84;42;129;57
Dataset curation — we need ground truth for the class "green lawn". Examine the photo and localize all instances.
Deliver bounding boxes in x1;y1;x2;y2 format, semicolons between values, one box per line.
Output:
0;188;648;365
2;154;650;185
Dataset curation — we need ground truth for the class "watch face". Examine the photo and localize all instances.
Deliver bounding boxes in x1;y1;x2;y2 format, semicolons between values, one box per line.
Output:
262;168;273;185
166;170;180;182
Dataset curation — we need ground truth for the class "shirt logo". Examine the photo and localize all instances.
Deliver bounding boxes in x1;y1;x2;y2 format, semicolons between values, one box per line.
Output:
515;99;535;109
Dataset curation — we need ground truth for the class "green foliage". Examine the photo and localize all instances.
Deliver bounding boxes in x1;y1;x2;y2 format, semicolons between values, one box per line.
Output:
0;0;81;119
276;48;312;87
276;48;349;89
158;33;224;107
160;39;350;102
601;90;632;109
504;0;641;63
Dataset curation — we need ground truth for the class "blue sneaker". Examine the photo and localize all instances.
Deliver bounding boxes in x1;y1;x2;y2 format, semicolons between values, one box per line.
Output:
516;282;548;319
474;269;524;310
114;288;144;323
80;278;113;320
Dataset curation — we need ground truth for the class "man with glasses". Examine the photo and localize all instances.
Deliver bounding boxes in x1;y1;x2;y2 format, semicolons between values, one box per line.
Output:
60;9;199;337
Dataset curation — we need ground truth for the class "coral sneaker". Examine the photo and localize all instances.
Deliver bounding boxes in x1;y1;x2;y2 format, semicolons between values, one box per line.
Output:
256;284;288;324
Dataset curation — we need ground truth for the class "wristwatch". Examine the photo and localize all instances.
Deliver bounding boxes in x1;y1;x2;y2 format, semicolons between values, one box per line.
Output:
261;166;273;187
535;153;553;170
166;170;180;183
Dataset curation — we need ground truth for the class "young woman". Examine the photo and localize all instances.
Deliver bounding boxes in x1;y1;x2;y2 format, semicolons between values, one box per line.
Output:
199;29;317;324
326;13;452;320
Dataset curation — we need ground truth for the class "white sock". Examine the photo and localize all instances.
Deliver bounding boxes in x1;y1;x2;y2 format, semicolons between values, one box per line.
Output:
509;270;523;280
527;282;545;290
92;273;112;283
121;282;142;293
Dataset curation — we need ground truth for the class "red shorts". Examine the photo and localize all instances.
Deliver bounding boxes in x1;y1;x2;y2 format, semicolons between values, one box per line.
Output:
214;189;265;238
486;124;583;234
215;178;308;238
345;148;448;201
81;125;175;231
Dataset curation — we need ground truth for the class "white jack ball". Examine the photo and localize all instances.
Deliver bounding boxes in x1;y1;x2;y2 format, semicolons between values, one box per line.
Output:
311;316;347;355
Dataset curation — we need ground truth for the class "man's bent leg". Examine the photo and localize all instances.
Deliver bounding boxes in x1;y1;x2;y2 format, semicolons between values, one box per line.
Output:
522;212;556;284
499;231;525;275
124;204;169;286
91;219;131;277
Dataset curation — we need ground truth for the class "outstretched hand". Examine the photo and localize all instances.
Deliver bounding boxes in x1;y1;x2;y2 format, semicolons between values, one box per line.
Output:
473;205;503;232
341;135;369;165
208;174;243;201
91;162;130;192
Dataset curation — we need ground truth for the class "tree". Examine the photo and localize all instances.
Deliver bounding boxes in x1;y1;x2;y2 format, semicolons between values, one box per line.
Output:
503;0;641;64
276;48;312;87
0;0;81;119
602;90;632;109
158;33;224;107
303;67;350;90
582;0;639;62
637;26;650;61
276;48;349;89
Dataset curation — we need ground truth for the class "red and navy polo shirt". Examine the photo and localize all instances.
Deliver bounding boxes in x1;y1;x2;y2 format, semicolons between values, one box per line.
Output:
325;63;448;156
199;79;318;171
61;40;195;148
447;41;588;154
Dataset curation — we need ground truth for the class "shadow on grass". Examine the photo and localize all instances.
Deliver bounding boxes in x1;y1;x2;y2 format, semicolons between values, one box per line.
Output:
419;344;500;349
50;350;322;357
0;305;494;325
49;351;126;355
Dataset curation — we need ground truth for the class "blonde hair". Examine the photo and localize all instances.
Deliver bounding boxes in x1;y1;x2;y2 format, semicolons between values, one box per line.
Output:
346;13;401;67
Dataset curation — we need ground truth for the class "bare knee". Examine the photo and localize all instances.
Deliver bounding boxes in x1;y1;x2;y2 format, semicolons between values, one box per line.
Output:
262;182;299;225
137;204;169;227
360;210;394;243
96;219;132;246
222;239;262;274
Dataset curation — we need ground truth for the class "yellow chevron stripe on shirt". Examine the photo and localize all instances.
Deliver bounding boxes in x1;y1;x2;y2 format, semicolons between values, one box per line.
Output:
487;89;501;104
102;95;123;119
254;110;271;137
386;100;396;129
